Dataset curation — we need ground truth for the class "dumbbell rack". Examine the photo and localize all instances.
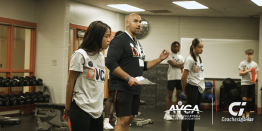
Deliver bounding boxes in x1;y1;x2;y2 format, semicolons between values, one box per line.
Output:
0;84;43;115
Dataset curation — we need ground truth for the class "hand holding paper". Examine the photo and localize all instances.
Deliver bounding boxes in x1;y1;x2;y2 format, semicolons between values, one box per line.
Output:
135;76;156;85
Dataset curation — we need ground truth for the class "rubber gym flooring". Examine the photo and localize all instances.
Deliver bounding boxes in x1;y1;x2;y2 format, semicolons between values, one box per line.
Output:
4;108;262;131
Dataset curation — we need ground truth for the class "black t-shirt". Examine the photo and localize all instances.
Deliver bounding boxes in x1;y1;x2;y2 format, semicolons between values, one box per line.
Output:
105;32;147;95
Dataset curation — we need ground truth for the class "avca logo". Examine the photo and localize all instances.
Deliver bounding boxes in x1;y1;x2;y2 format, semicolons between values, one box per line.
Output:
87;67;105;81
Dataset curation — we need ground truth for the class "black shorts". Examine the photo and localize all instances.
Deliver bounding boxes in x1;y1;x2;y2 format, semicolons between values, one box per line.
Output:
110;91;140;117
167;80;182;90
241;84;255;98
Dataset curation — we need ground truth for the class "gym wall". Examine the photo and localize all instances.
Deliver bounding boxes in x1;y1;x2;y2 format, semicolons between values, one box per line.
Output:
137;15;261;112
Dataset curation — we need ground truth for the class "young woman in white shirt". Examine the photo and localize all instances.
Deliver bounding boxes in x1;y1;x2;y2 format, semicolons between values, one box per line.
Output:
181;38;205;131
64;21;111;131
164;41;184;120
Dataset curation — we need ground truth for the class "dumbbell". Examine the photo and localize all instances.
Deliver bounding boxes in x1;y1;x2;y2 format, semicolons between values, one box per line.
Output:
43;94;50;102
24;76;32;86
2;94;10;106
24;92;32;104
2;77;11;87
36;91;44;102
36;78;43;85
0;95;4;106
30;91;38;103
9;93;18;106
31;76;37;85
18;76;25;86
16;92;25;105
11;76;20;86
0;77;3;86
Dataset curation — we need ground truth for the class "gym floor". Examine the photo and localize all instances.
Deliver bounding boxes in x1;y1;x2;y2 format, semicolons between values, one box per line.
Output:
4;108;262;131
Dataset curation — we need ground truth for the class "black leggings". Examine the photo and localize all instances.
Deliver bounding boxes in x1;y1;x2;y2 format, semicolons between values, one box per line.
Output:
69;101;103;131
181;84;202;131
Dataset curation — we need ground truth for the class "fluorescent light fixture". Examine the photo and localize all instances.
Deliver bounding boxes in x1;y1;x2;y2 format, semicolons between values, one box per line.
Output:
251;0;262;6
172;1;208;9
108;4;145;12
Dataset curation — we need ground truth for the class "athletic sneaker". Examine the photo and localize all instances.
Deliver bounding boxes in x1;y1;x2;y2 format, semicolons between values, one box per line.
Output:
176;111;184;120
164;113;174;120
238;117;246;122
245;117;254;122
104;118;114;129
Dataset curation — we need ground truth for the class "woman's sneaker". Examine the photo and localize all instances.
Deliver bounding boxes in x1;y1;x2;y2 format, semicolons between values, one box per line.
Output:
104;118;114;129
245;117;254;122
164;113;174;120
238;117;246;122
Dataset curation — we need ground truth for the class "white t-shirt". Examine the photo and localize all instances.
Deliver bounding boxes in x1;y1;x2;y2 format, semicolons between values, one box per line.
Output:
69;49;105;118
184;55;205;93
167;53;184;80
238;60;259;85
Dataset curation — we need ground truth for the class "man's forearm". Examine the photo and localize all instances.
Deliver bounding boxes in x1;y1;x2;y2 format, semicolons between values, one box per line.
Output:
112;66;130;81
147;58;162;70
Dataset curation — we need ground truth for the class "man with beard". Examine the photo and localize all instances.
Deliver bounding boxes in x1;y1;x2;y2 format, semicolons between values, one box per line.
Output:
106;13;170;131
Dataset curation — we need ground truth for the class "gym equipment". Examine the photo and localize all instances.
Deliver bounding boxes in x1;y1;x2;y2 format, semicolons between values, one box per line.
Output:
181;91;186;99
205;82;213;87
0;77;3;86
206;93;215;101
34;83;68;131
222;78;236;87
24;92;32;104
18;76;25;86
36;78;43;85
226;88;240;99
2;77;11;87
43;94;50;102
251;67;256;83
11;76;19;86
31;76;37;85
0;116;20;131
2;94;10;106
202;92;206;100
34;103;69;131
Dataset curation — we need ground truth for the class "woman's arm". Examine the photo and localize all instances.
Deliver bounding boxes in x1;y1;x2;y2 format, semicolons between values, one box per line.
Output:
181;70;189;98
64;70;80;115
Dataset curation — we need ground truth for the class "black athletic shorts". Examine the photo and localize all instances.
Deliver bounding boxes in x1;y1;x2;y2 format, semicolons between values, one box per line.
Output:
110;91;140;117
167;80;182;90
241;84;255;98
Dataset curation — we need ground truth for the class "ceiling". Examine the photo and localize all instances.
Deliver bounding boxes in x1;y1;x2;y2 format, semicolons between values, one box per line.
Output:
74;0;262;17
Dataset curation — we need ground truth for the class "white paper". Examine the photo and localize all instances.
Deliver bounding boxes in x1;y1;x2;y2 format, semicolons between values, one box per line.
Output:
135;76;156;85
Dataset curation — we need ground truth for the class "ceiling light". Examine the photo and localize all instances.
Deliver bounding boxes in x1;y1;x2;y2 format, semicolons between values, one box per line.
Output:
172;1;208;9
108;4;145;12
251;0;262;6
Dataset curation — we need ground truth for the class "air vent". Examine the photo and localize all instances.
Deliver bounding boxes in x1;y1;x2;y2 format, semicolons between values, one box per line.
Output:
148;10;172;13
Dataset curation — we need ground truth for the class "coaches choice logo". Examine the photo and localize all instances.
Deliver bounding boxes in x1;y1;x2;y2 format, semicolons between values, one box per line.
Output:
221;102;254;122
86;67;105;82
165;101;202;120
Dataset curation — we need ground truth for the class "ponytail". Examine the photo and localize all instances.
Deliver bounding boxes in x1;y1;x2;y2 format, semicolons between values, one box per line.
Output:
190;38;202;63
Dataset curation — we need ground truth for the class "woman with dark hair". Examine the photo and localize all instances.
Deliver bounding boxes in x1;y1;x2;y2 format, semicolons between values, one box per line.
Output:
64;21;111;131
164;41;184;120
181;38;205;131
103;30;124;129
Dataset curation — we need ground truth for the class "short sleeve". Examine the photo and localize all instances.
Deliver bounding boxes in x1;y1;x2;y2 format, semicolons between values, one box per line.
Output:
69;52;85;72
238;62;244;70
184;58;193;72
166;54;173;63
255;63;259;71
181;55;184;63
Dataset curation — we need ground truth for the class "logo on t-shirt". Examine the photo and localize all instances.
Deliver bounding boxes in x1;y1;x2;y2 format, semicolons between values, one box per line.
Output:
86;67;105;82
88;61;93;67
244;65;250;70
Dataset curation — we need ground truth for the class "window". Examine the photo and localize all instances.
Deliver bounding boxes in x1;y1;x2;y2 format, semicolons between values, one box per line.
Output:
0;17;36;95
